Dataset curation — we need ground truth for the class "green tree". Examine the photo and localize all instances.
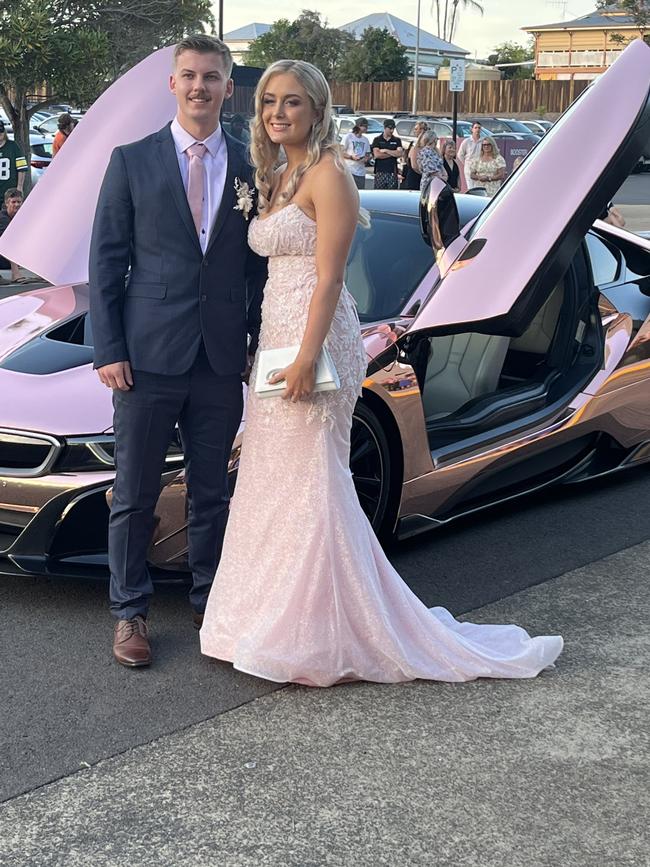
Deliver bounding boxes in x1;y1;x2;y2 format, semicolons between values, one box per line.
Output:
245;11;354;79
0;0;213;192
596;0;650;45
431;0;484;42
245;18;297;68
336;27;411;82
487;40;534;79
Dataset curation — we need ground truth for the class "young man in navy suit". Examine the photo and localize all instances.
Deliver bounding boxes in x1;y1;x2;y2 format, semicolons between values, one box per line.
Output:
89;35;266;667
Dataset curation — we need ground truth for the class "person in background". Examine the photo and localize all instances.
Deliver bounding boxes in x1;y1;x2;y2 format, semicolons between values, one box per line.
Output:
0;121;28;201
412;130;447;191
52;113;77;156
371;119;403;190
229;113;250;144
601;202;626;228
401;120;428;190
468;138;506;196
0;188;24;284
441;140;461;192
342;117;370;189
456;120;483;190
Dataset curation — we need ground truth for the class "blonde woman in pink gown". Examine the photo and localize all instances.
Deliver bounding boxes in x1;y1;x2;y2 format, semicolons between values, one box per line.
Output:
199;60;563;687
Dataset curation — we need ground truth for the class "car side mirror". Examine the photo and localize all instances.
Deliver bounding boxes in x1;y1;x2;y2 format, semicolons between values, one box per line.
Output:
419;177;461;255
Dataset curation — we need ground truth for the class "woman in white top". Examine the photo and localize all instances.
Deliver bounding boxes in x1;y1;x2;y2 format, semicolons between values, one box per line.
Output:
342;118;371;189
468;138;507;196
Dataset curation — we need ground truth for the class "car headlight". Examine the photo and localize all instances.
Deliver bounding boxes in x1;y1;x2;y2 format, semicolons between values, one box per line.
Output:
55;431;184;472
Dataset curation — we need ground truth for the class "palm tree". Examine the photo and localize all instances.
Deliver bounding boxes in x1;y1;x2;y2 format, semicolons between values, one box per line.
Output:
431;0;484;42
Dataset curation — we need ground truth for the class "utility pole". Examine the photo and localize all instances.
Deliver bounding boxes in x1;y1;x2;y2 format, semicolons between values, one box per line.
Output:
218;0;224;39
411;0;421;114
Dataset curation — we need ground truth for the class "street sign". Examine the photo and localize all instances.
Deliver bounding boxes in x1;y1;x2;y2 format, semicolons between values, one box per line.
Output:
449;59;466;92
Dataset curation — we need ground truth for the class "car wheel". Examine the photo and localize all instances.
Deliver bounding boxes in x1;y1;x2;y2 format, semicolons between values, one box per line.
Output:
350;402;392;534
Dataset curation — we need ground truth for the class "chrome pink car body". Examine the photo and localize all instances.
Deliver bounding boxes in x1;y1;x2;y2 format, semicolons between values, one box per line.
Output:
1;40;650;573
414;39;650;331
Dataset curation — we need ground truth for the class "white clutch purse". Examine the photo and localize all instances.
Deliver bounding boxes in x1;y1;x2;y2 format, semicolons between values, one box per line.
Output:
254;345;340;398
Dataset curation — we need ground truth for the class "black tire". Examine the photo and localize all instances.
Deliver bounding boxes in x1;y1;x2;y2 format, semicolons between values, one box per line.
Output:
350;402;393;535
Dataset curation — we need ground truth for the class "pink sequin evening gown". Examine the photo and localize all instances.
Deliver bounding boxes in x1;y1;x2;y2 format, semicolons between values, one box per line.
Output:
200;203;563;686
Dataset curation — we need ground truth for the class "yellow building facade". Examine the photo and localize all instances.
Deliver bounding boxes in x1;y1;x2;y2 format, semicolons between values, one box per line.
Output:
523;6;645;81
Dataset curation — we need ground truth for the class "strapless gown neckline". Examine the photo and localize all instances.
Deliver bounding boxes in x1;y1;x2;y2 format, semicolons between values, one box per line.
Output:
256;202;315;224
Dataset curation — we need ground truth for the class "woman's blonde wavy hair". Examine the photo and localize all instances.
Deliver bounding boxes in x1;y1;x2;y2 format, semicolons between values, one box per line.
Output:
250;59;369;227
481;136;501;157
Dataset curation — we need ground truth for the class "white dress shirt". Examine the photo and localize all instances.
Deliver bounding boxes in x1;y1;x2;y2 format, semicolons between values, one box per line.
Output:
457;136;484;190
170;117;228;253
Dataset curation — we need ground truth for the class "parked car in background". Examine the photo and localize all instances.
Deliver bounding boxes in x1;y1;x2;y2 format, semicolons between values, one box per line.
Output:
0;110;57;137
395;117;493;148
481;117;541;140
395;117;457;145
331;104;355;115
335;115;384;147
33;113;84;137
28;135;53;185
521;120;549;136
29;110;56;127
4;131;53;184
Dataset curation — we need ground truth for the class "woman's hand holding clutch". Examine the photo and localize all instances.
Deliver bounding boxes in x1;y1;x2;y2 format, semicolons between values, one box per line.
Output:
268;356;316;402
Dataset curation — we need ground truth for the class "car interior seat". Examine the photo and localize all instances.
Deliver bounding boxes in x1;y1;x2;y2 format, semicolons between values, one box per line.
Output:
510;280;565;355
422;332;511;420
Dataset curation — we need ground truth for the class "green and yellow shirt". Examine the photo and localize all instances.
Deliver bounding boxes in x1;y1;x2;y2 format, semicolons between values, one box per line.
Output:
0;139;28;199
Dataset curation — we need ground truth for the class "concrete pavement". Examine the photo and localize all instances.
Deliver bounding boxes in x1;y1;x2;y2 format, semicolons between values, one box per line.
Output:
617;205;650;234
0;540;648;867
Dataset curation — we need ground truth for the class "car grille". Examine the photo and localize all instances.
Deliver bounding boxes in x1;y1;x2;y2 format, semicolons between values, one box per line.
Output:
0;429;61;476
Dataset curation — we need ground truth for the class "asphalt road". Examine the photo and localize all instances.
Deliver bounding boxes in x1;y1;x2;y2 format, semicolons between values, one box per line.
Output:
2;463;650;804
1;171;649;811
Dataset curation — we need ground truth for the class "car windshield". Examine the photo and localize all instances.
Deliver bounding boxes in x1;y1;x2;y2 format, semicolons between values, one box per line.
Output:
365;119;385;133
505;119;535;134
32;142;53;157
345;212;433;321
39;117;59;134
396;121;418;136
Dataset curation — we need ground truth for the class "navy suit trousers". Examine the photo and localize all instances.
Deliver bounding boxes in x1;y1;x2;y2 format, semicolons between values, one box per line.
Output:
108;344;243;620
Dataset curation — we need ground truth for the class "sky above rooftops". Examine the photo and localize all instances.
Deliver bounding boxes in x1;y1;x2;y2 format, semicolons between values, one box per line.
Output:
215;1;593;60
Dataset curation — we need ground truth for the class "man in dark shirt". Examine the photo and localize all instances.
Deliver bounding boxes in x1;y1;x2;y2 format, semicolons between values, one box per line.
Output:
371;119;403;190
0;121;28;202
0;187;23;283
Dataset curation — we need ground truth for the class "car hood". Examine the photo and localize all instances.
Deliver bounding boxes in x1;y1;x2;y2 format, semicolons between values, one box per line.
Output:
0;282;410;436
411;39;650;337
0;285;113;436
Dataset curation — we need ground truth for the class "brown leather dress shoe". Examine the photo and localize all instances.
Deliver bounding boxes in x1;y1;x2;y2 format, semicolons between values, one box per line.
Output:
191;610;204;630
113;616;151;667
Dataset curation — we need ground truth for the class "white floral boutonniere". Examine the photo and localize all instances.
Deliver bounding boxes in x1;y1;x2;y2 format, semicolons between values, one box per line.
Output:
233;178;254;221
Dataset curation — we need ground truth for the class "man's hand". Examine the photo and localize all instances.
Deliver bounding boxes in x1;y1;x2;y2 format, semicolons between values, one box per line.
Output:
241;354;255;384
97;361;133;391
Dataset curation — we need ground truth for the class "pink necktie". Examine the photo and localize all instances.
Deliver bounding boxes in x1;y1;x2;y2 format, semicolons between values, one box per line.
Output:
186;142;207;236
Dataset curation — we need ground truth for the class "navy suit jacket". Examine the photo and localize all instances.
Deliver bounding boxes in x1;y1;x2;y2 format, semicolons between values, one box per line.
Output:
89;123;266;375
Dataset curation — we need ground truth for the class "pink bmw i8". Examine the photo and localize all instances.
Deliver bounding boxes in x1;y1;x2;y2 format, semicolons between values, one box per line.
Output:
1;40;650;577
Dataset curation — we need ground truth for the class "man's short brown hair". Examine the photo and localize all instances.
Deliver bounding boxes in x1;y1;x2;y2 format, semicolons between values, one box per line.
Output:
4;188;23;204
173;34;233;77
